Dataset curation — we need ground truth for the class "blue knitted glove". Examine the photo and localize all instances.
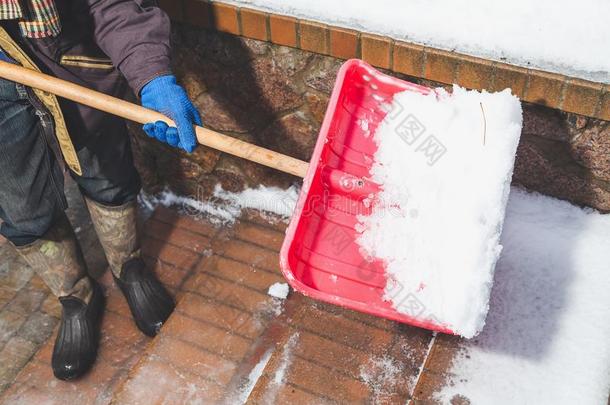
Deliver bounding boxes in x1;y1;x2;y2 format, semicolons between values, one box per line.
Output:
140;75;202;153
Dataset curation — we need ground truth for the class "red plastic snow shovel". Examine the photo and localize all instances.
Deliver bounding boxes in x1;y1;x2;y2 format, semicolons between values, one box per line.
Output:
0;59;452;334
280;60;452;334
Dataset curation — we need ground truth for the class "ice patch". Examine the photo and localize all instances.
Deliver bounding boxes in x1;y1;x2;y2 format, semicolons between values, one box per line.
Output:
267;282;290;299
357;86;522;338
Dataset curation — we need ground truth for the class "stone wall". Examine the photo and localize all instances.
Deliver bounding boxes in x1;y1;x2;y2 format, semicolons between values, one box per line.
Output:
130;24;610;212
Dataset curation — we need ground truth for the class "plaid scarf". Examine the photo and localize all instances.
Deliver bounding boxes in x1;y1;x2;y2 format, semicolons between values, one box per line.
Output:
0;0;61;38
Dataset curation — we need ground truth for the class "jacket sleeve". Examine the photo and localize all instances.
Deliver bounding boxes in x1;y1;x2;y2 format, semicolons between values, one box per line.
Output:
86;0;173;95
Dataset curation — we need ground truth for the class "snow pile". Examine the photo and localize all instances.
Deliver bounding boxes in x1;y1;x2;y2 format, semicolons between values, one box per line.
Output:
214;185;299;219
226;0;610;82
357;86;522;338
139;187;240;223
139;184;299;225
267;282;290;299
438;189;610;404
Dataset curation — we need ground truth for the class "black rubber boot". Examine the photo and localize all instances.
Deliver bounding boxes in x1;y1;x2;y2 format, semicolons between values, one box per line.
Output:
52;279;104;380
114;258;175;337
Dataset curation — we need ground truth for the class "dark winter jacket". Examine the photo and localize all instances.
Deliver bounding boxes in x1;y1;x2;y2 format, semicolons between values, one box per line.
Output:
0;0;172;175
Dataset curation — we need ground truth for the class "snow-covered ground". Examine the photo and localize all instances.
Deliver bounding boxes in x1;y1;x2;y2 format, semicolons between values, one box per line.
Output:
226;0;610;83
440;188;610;404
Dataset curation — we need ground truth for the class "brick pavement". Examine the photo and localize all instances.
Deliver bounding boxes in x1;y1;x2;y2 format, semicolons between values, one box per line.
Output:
0;201;463;404
0;178;100;395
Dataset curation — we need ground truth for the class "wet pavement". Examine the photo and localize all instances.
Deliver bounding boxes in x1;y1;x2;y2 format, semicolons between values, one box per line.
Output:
0;179;460;404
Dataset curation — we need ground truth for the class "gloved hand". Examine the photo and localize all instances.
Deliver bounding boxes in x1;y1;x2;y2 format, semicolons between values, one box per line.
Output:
140;75;202;153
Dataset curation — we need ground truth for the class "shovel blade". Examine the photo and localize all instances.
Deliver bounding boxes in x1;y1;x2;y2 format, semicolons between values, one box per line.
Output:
280;60;453;334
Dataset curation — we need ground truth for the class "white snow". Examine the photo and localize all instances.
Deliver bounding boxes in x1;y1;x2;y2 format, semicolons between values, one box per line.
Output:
214;184;299;219
235;349;274;404
156;187;241;223
272;333;299;385
260;333;299;403
139;184;298;225
360;356;402;403
225;0;610;83
359;119;368;131
357;86;522;338
267;282;290;299
438;188;610;404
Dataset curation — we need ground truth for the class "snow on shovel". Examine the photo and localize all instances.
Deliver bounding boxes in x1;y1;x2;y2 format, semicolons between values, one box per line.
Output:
0;59;522;338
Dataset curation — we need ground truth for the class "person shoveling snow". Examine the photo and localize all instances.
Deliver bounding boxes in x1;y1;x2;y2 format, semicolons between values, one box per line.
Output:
0;3;194;381
1;51;523;342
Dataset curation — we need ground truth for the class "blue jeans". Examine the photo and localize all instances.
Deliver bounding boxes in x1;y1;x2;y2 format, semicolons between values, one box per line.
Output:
0;77;141;246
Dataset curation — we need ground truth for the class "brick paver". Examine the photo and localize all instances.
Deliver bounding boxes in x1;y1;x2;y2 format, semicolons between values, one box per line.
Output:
408;334;464;404
0;240;55;394
0;199;461;404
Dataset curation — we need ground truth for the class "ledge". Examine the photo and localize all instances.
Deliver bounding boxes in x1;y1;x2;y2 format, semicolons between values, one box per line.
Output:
160;0;609;121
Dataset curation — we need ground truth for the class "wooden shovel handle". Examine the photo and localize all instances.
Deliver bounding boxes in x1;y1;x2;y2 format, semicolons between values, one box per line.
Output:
0;61;309;178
